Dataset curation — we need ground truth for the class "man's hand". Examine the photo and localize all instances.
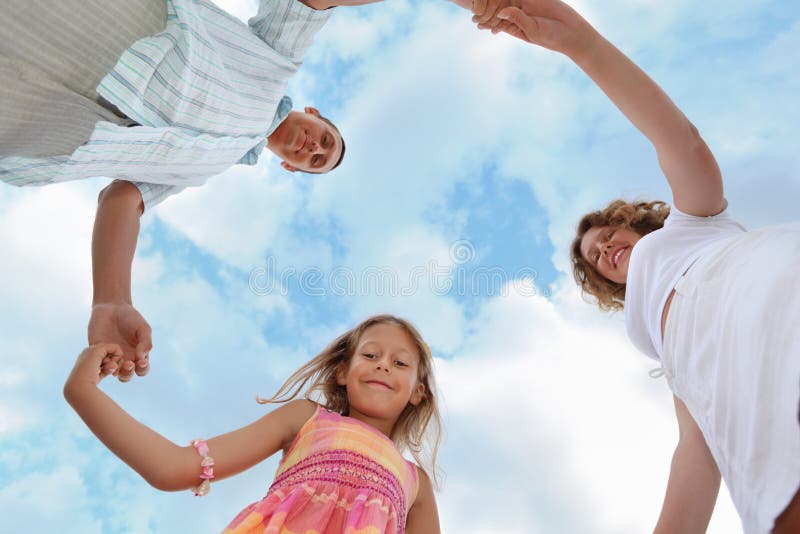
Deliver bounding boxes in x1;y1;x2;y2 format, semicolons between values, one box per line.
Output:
475;0;592;59
88;303;151;382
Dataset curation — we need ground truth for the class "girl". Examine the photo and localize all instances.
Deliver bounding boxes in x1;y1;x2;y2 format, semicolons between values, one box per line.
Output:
64;314;442;533
475;0;800;532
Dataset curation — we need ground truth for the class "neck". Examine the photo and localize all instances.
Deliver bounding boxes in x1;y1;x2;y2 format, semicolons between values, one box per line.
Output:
265;125;281;151
346;407;397;438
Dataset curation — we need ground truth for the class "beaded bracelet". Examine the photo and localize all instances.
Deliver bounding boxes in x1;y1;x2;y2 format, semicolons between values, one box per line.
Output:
189;439;215;496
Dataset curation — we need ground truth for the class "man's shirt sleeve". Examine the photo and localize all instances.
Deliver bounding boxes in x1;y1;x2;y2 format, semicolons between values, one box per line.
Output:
131;182;186;213
248;0;333;66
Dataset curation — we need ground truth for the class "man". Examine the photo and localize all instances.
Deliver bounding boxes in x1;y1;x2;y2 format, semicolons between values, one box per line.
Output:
1;0;479;381
0;0;355;381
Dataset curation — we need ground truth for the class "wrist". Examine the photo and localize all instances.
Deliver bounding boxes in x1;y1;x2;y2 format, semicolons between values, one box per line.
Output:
92;298;132;308
564;20;601;64
63;377;98;406
299;0;331;10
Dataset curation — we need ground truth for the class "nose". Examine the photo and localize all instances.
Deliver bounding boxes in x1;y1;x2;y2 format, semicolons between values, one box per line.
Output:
596;239;613;256
375;359;390;372
307;139;319;152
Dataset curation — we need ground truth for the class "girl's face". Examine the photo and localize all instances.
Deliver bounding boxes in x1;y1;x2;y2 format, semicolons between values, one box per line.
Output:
337;323;425;433
579;225;643;284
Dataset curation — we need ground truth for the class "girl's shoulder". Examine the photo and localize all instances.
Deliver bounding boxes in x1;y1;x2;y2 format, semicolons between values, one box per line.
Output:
277;399;320;451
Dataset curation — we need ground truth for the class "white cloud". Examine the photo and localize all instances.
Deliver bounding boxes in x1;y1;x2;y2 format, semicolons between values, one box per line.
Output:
0;1;794;532
437;280;742;533
155;162;307;271
0;466;102;533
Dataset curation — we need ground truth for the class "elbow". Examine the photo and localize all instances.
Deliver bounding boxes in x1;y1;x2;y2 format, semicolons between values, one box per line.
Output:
98;180;144;216
142;455;197;493
144;469;191;493
147;477;184;493
684;120;707;152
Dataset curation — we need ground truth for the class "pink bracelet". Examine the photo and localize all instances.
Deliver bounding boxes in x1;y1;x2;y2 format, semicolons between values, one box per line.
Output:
189;439;215;496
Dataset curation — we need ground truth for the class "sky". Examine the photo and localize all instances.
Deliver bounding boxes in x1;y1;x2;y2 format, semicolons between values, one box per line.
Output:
1;0;798;532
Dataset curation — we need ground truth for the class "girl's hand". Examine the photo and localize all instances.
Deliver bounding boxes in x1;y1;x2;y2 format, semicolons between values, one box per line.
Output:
65;344;125;394
482;0;594;58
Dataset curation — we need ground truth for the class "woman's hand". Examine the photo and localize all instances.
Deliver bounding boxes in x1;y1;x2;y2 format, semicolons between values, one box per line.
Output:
477;0;594;59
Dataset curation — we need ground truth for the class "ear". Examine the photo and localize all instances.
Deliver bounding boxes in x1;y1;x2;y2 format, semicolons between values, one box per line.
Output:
304;106;321;117
281;161;297;172
336;363;348;386
409;382;425;406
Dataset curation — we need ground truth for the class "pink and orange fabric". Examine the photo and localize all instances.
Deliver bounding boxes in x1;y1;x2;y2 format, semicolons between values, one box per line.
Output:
223;405;419;534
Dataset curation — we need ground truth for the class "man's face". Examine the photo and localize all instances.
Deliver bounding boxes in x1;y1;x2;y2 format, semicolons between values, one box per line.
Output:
266;107;343;173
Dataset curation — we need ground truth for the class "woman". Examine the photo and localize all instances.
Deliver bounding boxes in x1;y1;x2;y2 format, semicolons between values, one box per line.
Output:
473;0;800;531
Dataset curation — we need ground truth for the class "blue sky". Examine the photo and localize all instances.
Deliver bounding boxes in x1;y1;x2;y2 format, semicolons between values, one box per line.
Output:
1;0;798;532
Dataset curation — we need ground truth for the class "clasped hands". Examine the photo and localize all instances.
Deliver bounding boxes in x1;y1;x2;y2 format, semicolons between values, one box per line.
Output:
88;302;152;383
470;0;589;57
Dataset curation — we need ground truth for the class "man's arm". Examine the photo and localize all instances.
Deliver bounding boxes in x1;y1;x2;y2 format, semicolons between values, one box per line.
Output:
88;180;152;382
301;0;380;7
654;396;720;533
302;0;472;11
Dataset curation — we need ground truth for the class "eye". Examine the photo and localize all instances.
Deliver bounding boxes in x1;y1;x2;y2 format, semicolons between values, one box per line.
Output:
394;359;408;368
363;352;376;360
323;134;331;148
593;252;600;264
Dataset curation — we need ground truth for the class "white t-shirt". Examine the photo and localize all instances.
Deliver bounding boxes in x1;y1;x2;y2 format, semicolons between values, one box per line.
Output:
624;204;747;360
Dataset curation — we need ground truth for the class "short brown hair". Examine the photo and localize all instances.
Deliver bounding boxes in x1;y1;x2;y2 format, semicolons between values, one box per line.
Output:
320;116;345;172
570;199;670;311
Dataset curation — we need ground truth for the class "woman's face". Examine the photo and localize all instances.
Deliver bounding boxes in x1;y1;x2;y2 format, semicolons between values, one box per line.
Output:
579;225;642;284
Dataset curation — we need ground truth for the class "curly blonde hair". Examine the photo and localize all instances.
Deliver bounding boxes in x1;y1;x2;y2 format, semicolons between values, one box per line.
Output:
570;199;670;311
258;314;444;488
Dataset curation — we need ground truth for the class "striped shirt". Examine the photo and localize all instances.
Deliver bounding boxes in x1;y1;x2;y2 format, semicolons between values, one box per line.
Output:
0;0;331;210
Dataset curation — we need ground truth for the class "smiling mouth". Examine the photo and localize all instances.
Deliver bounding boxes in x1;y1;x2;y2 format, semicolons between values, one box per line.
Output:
365;380;392;390
297;133;308;153
612;246;629;268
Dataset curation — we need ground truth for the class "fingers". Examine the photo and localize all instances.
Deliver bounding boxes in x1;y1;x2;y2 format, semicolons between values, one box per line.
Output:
495;6;533;39
135;324;152;360
499;22;527;41
86;343;124;359
100;355;123;378
117;359;136;383
134;354;150;377
472;0;502;26
491;19;514;35
471;0;488;20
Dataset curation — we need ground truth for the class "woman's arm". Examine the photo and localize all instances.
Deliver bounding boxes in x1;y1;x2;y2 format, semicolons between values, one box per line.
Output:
488;0;726;216
64;345;316;492
405;467;441;534
653;396;721;533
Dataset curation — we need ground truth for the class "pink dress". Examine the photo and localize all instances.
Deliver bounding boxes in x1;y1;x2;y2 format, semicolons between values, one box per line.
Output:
223;405;419;534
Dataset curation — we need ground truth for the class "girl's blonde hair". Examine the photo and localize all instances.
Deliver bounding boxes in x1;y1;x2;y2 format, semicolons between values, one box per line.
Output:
570;199;670;311
259;314;444;487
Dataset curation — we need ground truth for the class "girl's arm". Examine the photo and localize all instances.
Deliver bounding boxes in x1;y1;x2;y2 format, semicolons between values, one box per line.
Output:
405;467;441;534
654;396;721;533
64;344;316;492
488;0;726;217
